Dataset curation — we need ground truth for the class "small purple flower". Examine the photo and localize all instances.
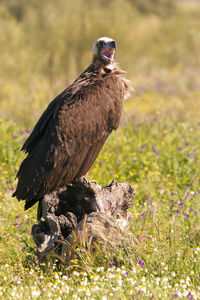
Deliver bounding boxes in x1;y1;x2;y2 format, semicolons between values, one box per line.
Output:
27;218;30;223
108;262;115;267
138;260;144;267
185;192;189;199
142;144;146;149
172;293;178;298
136;147;140;152
16;215;19;219
189;208;193;212
14;222;22;226
99;161;103;165
137;290;142;294
185;142;189;146
190;182;194;187
170;203;175;209
152;145;156;153
20;130;24;135
128;216;131;221
178;202;183;207
177;147;182;151
141;212;145;219
146;195;150;199
124;271;128;276
132;157;137;162
26;129;31;133
188;292;194;299
185;213;189;218
176;210;180;214
157;152;161;156
26;228;29;232
12;136;17;139
115;149;119;153
150;295;154;299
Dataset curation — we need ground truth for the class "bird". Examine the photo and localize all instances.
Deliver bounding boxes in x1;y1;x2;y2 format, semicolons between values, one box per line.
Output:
13;36;131;219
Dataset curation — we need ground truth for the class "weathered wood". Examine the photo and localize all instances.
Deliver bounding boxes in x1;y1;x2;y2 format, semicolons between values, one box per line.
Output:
31;177;135;260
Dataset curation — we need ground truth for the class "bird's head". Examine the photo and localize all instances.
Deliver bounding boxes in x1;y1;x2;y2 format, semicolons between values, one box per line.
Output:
92;37;117;64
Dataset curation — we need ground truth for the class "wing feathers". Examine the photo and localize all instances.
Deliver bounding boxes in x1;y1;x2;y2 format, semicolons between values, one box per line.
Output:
75;132;110;179
14;62;126;208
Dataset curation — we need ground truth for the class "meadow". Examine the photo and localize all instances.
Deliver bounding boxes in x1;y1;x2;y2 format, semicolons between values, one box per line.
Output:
1;0;200;299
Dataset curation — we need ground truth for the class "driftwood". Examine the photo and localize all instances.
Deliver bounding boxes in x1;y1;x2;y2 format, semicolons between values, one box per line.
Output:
31;177;135;261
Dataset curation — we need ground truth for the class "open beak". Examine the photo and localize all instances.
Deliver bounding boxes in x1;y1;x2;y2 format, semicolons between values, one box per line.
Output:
101;41;117;62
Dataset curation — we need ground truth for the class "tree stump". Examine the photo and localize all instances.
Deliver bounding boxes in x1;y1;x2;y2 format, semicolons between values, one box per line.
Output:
31;177;136;261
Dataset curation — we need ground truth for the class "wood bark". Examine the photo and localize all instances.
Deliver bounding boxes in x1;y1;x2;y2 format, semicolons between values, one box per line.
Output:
31;177;135;261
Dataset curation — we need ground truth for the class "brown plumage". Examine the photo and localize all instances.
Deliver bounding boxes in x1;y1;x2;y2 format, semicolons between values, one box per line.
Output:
13;37;130;217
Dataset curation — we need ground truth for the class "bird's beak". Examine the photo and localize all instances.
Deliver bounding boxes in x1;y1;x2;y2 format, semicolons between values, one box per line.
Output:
107;40;117;50
101;41;117;62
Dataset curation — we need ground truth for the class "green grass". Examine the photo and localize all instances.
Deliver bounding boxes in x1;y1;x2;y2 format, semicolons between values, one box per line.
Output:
1;1;200;299
1;94;200;299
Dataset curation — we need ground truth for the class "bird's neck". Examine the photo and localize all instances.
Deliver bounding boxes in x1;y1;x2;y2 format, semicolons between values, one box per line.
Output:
92;57;115;73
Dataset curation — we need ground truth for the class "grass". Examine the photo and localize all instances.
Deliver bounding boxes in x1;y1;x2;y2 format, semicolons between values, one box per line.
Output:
1;1;200;299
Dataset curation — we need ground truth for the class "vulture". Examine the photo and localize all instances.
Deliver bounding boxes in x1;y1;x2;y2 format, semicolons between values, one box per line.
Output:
13;37;131;218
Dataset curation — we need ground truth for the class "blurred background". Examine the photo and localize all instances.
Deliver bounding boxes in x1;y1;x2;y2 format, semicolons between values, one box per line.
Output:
0;0;200;127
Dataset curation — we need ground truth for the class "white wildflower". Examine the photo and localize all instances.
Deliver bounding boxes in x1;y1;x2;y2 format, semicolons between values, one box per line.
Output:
32;290;40;297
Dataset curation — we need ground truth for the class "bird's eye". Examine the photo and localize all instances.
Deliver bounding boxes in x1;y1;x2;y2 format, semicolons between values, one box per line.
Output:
98;40;105;47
